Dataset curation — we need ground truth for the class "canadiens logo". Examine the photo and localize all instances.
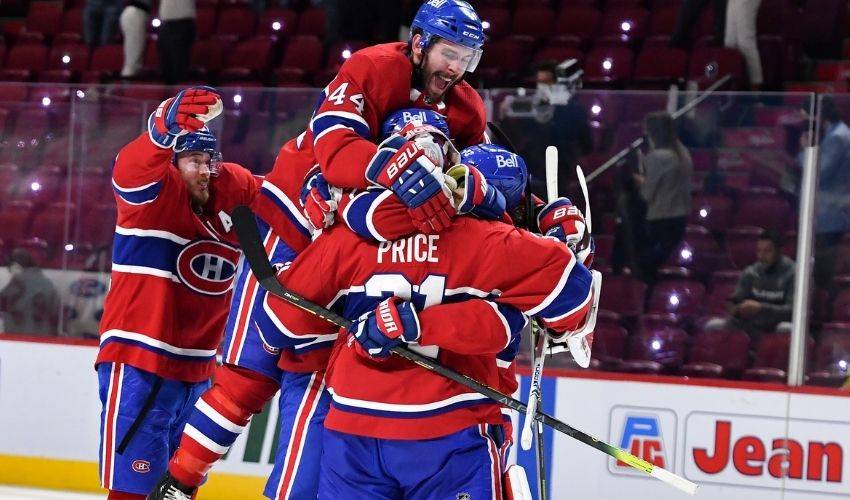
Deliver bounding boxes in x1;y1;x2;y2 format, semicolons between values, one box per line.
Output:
131;460;151;473
176;240;240;296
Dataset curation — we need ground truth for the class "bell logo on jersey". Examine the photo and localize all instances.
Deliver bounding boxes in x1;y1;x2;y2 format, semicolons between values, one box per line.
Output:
608;407;677;477
132;460;151;473
176;240;241;296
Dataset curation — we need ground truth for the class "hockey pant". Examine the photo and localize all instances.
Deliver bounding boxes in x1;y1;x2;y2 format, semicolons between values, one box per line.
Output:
98;362;209;495
221;217;298;380
318;423;510;500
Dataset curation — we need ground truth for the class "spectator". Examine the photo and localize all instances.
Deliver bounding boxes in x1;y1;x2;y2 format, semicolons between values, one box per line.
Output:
0;248;59;336
633;111;692;283
724;0;763;89
670;0;726;48
119;0;152;78
157;0;196;85
705;230;794;340
83;0;123;48
811;97;850;291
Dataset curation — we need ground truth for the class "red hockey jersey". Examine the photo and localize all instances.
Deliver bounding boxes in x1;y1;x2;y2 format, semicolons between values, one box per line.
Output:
261;218;593;440
254;42;487;254
97;133;260;382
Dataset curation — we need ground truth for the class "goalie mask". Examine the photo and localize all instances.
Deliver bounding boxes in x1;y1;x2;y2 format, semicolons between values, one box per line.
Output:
174;126;222;176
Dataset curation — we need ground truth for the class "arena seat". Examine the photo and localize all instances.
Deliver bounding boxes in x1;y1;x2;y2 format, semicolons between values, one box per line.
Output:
681;329;750;378
599;274;647;317
648;278;706;316
626;326;688;371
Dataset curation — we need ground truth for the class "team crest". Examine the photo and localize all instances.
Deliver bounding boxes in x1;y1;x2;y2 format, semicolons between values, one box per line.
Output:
176;240;241;296
132;460;151;473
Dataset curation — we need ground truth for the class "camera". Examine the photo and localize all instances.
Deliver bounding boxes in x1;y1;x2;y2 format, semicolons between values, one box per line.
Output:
503;58;584;118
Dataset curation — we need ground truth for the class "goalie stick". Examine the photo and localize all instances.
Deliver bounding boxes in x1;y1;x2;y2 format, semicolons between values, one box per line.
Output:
230;205;698;496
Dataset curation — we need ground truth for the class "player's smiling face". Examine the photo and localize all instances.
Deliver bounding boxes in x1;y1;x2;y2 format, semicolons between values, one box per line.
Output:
413;36;473;102
177;151;212;208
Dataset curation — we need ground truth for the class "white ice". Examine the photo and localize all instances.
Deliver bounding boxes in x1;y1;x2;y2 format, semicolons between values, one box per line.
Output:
0;486;103;500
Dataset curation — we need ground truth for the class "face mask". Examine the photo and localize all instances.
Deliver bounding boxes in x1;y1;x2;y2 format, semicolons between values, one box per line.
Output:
9;263;23;275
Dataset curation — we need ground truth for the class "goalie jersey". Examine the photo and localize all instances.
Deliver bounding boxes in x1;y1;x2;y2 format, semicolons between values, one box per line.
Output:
96;133;261;382
259;217;594;440
254;41;487;254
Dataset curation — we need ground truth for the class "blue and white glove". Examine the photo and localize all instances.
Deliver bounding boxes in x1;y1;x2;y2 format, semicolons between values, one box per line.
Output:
349;297;420;359
299;167;342;232
446;164;507;220
148;86;222;149
365;127;455;234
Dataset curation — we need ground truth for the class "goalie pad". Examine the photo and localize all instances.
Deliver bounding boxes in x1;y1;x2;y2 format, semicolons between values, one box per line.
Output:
504;464;533;500
547;270;602;367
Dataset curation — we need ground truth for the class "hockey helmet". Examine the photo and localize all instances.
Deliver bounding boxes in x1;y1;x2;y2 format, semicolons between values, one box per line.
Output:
410;0;484;72
380;108;450;140
460;144;528;210
174;126;222;176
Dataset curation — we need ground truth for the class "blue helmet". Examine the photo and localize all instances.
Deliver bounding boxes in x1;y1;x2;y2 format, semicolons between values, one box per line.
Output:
460;144;528;210
411;0;484;72
381;108;450;140
174;127;222;175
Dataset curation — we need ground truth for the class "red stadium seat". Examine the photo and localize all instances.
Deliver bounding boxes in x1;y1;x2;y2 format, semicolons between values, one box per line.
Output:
326;40;369;68
689;193;733;232
279;35;324;74
216;5;257;38
599;274;647;317
800;0;846;52
511;5;555;41
31;202;74;245
633;45;688;87
703;277;737;316
681;330;750;378
647;5;680;37
297;8;326;37
89;44;123;72
478;7;511;40
583;46;634;86
553;7;601;47
196;5;217;39
742;366;786;383
725;226;762;269
733;193;792;231
813;333;850;372
648;278;706;316
749;332;813;371
627;326;688;370
258;7;298;36
6;42;49;71
60;7;84;36
0;200;33;243
478;38;525;75
26;2;63;37
638;312;680;331
48;42;89;72
532;46;583;64
225;36;275;72
664;225;721;275
192;36;230;73
592;323;629;368
598;8;649;44
688;47;746;87
832;289;850;323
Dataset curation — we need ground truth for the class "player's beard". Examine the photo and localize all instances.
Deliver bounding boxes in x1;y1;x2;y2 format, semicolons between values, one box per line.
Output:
190;179;210;210
421;56;461;102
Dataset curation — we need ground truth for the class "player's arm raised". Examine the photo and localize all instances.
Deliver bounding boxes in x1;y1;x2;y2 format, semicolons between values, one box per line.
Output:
112;86;221;207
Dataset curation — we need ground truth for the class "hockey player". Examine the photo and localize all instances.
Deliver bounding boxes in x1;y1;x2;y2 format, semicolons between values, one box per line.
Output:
257;173;597;499
255;0;488;256
147;110;509;500
96;87;263;499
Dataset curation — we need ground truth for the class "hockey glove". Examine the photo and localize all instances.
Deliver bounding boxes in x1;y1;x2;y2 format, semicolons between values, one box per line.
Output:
349;297;420;359
300;167;342;232
445;164;508;220
537;197;594;268
365;132;456;234
148;86;222;149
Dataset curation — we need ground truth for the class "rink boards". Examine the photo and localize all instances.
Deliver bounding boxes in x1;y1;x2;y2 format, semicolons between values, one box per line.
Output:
1;337;849;500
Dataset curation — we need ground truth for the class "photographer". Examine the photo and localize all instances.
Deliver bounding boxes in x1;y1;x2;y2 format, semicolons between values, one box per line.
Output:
501;59;593;198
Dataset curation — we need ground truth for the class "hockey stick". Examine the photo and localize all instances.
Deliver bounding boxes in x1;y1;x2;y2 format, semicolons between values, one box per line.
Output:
231;205;698;496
